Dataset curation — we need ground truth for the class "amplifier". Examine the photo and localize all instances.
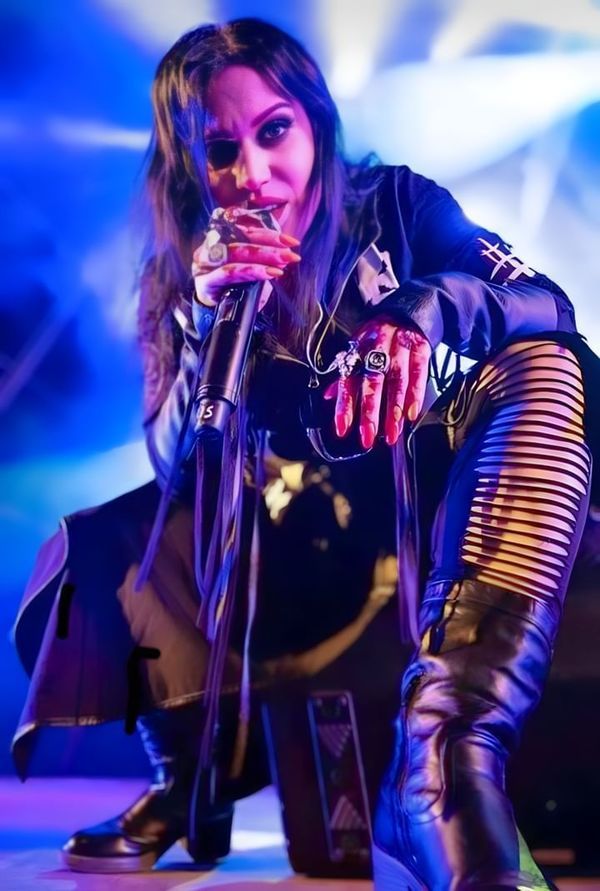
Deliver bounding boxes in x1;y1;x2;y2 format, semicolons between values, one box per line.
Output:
262;686;396;877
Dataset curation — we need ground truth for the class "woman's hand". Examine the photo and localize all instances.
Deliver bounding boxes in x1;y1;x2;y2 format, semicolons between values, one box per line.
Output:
325;317;432;449
191;215;301;309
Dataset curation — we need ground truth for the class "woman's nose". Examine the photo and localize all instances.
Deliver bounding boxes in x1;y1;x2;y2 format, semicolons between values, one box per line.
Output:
234;142;270;192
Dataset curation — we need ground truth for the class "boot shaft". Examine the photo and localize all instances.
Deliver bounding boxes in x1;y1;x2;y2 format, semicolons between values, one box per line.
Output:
374;578;561;890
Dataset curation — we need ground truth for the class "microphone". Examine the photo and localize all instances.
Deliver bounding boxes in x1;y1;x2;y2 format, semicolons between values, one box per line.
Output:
194;281;262;442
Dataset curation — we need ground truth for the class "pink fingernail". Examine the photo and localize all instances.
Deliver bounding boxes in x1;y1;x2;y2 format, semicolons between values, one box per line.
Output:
407;402;419;422
336;415;349;437
266;267;284;276
280;234;301;246
385;420;399;446
360;421;376;449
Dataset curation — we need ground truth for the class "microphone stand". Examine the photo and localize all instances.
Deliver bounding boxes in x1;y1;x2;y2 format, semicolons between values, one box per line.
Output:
189;280;262;851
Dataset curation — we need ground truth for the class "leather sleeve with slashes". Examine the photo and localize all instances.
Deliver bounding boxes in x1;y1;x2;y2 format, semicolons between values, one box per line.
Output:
380;167;577;359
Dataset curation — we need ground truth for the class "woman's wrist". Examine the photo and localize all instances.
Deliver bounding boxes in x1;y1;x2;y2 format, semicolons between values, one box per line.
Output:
191;296;216;337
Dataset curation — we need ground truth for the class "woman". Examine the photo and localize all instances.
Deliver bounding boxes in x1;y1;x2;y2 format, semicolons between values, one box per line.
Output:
13;17;599;887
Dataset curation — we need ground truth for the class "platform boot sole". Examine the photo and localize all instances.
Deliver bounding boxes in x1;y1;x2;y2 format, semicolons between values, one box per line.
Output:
62;841;176;873
62;806;233;872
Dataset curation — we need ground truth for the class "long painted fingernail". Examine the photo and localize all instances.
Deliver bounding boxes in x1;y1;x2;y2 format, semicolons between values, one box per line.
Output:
266;267;284;276
282;250;301;262
280;234;301;246
407;402;420;422
336;415;349;437
385;420;399;446
387;417;405;445
360;421;376;449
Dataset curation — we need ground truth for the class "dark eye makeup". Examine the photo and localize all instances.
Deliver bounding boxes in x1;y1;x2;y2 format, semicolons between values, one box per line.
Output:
205;117;293;170
205;140;238;171
258;117;293;143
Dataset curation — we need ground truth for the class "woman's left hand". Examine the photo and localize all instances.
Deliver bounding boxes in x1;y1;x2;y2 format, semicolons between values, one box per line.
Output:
325;317;432;449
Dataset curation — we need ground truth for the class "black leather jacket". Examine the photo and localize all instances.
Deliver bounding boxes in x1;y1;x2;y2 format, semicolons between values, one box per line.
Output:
140;165;587;490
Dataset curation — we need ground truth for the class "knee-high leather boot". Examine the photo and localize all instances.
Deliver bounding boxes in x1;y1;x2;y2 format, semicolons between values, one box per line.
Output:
62;704;234;873
372;578;561;890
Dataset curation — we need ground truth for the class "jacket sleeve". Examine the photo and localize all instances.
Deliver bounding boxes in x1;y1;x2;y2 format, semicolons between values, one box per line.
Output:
380;167;577;359
138;268;214;489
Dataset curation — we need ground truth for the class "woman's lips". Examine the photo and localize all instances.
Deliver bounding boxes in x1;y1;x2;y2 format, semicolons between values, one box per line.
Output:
244;199;286;213
270;202;287;220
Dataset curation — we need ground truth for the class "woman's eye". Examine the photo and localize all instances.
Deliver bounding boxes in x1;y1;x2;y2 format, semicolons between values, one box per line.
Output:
206;140;238;170
260;118;292;143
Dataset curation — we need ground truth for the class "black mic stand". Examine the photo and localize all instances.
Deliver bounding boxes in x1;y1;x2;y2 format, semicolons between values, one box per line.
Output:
189;280;262;856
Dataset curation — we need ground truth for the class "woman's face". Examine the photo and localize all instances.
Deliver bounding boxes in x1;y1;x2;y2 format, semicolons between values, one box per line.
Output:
203;65;317;237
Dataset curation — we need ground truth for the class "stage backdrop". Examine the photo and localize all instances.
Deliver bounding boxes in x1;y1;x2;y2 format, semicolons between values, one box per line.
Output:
2;0;599;776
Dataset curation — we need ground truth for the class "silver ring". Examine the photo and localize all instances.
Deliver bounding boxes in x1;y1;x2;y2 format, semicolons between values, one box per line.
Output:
200;225;230;268
206;241;228;267
364;350;390;375
335;340;362;379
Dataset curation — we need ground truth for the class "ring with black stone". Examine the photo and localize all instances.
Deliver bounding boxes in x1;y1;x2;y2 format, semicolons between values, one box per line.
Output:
364;350;390;375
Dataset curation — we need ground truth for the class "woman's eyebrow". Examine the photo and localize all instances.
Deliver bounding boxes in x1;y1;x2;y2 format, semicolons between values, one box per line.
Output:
250;101;293;127
204;101;293;139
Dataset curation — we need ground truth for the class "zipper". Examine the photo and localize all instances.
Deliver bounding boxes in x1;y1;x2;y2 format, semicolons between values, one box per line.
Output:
269;239;380;374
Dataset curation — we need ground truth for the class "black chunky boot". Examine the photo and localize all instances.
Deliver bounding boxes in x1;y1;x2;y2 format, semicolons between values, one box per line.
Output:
372;579;561;891
62;705;233;873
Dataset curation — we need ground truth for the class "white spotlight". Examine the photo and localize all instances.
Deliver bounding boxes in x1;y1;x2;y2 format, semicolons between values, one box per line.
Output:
433;0;600;62
93;0;217;50
322;0;404;99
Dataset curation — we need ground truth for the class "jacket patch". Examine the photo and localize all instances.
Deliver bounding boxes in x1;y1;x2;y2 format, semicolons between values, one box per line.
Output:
356;244;400;306
477;237;536;284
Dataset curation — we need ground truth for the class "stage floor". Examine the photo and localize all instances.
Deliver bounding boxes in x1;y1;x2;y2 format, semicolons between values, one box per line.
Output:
1;778;599;890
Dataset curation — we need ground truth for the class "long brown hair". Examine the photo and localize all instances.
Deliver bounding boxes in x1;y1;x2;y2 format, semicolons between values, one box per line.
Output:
141;18;353;356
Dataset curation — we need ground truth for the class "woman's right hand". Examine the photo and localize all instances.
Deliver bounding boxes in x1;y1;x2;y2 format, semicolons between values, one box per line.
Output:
191;220;301;309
